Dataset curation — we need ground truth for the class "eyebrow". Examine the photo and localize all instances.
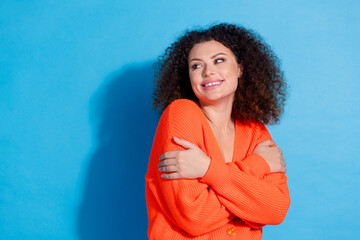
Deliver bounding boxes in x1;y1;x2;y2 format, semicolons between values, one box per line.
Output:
189;52;227;62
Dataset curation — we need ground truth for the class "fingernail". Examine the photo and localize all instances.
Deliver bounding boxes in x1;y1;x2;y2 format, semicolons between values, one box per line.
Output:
173;137;179;141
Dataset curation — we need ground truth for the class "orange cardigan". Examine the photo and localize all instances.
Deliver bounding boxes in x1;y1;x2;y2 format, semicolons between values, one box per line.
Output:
145;99;290;239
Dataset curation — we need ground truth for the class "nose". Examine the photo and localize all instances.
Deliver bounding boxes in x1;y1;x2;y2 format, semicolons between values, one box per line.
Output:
202;64;215;77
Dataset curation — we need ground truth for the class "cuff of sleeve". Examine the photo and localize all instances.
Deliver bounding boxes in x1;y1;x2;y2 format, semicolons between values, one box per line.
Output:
236;154;271;179
199;157;231;187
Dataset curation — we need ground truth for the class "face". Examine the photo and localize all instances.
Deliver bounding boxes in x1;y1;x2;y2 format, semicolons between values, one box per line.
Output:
188;40;242;106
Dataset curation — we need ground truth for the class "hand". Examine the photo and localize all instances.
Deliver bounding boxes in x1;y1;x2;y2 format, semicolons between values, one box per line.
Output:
158;137;211;179
253;140;286;173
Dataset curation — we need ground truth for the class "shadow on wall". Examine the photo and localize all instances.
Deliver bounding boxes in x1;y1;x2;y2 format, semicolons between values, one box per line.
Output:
77;62;159;240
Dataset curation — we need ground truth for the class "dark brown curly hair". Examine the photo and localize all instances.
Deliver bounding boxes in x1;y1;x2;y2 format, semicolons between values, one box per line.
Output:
153;23;286;125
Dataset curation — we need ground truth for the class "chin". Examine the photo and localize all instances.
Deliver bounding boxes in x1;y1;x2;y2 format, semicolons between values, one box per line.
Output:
198;94;235;105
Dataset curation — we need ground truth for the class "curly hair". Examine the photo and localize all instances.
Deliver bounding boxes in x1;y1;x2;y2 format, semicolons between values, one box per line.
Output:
153;23;286;125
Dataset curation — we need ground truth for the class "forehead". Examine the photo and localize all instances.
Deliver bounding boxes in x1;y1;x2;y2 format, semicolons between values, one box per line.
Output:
188;40;234;60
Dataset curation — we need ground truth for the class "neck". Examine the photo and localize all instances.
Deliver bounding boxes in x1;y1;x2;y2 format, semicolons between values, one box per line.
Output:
199;99;234;133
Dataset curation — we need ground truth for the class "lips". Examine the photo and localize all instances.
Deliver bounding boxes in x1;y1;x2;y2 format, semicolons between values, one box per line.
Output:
201;79;224;89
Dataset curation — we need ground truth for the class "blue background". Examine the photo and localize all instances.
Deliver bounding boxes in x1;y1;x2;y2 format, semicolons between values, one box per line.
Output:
1;1;359;239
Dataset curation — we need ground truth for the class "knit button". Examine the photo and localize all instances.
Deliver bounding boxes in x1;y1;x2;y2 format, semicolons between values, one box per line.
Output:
227;226;236;236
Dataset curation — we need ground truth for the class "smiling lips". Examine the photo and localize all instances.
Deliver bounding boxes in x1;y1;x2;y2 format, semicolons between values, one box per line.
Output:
201;79;224;89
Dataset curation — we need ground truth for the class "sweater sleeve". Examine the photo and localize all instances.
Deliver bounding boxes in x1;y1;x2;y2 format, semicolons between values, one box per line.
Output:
146;100;233;236
200;124;290;227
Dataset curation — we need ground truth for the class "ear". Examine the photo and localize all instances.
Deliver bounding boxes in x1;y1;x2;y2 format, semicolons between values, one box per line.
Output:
237;64;243;78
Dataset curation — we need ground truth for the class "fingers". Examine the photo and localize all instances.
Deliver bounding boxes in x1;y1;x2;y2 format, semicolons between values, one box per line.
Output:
281;156;286;167
273;166;287;174
278;148;283;155
158;165;178;173
158;157;179;174
280;156;287;173
161;173;181;180
159;151;179;161
159;137;197;161
173;137;197;149
258;140;276;147
158;158;177;167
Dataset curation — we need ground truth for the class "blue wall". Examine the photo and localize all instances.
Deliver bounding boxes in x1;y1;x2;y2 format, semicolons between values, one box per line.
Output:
1;1;359;239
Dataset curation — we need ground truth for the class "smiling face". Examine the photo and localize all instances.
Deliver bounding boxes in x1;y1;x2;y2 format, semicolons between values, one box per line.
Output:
188;40;242;106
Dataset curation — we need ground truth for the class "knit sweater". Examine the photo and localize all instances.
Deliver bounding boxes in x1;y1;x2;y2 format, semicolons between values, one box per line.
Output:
145;99;290;239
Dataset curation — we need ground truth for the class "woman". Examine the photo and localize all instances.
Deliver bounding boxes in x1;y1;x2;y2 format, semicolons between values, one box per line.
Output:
145;23;290;239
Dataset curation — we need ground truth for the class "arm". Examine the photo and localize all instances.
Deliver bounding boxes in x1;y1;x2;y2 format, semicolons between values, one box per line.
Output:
206;160;289;227
201;125;290;226
159;123;290;227
146;100;234;236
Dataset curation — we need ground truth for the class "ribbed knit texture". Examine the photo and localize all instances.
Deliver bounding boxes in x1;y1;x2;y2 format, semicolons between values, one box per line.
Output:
145;99;290;239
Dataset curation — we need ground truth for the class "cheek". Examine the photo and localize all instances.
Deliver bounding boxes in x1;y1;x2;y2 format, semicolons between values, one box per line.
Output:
223;68;237;80
189;71;201;85
188;73;198;92
189;75;195;88
224;66;240;88
188;73;203;98
229;64;241;79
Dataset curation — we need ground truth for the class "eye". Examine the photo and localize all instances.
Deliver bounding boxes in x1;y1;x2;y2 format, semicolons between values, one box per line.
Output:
214;58;225;64
191;63;201;70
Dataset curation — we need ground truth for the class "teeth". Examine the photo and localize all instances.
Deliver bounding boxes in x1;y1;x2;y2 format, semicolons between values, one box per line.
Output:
204;81;222;87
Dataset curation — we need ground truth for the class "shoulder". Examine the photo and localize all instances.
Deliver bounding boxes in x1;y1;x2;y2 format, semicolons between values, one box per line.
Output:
165;99;202;115
162;99;203;122
158;99;204;134
252;122;272;141
234;121;273;153
236;121;272;141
